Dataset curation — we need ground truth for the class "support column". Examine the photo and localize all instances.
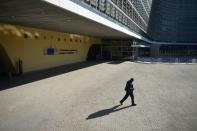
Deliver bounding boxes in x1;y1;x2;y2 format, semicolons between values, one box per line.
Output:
151;44;160;57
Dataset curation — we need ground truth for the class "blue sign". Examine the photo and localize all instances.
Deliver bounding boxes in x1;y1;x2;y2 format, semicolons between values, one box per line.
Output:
47;48;55;55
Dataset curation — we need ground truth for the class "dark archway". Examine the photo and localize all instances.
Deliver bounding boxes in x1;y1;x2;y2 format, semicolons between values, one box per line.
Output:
87;44;111;61
87;44;102;61
0;44;16;77
87;45;102;60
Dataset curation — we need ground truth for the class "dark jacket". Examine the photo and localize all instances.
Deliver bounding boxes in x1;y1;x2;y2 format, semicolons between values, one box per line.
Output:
125;81;134;93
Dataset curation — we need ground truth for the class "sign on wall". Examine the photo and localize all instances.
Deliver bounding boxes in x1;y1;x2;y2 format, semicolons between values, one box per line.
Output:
44;47;77;55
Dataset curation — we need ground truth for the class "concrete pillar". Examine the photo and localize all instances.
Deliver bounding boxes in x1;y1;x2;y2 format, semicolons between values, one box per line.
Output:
151;44;160;57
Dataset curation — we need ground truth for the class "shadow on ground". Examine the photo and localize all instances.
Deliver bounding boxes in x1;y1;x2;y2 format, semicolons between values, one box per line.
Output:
86;104;132;120
107;60;126;64
0;61;106;91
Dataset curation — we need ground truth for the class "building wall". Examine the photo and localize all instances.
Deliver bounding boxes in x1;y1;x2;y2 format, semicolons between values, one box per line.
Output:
148;0;197;43
0;23;101;73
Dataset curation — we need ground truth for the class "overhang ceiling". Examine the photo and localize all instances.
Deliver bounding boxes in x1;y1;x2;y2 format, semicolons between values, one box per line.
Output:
0;0;132;39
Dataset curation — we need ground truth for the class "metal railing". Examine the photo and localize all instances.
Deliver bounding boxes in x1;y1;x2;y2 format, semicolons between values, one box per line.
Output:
137;57;197;63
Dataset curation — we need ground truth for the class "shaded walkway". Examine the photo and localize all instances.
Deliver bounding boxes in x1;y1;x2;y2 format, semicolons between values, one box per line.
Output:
0;61;105;91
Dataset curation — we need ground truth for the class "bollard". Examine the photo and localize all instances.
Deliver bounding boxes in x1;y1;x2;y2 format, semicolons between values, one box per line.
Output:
192;59;196;63
8;72;12;80
175;58;179;63
158;58;161;62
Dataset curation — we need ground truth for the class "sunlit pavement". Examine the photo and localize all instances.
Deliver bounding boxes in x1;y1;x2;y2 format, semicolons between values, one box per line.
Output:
0;61;197;131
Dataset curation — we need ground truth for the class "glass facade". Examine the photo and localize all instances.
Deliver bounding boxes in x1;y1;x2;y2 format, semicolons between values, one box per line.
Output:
148;0;197;43
72;0;153;38
72;0;197;45
160;45;197;56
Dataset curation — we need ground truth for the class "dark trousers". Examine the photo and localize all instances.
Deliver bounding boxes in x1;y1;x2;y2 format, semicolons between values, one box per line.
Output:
120;92;135;104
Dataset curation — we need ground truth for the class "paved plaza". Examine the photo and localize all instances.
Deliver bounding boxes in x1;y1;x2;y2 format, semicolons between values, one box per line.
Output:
0;61;197;131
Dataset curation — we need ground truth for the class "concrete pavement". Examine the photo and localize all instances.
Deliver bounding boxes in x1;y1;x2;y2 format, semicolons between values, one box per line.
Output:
0;61;197;131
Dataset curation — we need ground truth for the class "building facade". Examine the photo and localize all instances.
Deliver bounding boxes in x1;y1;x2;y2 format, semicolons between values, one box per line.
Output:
0;23;101;74
72;0;197;56
148;0;197;43
148;0;197;56
72;0;153;39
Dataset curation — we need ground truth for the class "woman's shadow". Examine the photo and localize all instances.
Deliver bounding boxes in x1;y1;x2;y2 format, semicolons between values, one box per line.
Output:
86;104;132;120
